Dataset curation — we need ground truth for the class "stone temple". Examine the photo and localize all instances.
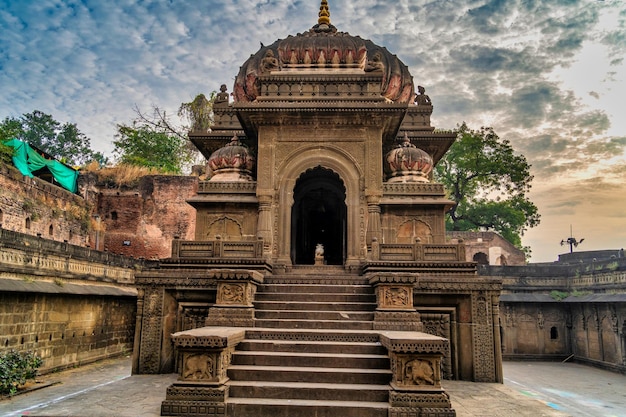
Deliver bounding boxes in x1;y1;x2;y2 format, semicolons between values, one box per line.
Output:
133;2;503;416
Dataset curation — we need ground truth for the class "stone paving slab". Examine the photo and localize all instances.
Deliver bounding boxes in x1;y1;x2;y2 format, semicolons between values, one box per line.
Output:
1;357;624;417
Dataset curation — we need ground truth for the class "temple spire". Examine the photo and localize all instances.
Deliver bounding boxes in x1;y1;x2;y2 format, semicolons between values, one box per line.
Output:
318;0;330;26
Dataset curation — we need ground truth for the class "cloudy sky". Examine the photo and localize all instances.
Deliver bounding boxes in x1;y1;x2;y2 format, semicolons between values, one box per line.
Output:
1;0;625;262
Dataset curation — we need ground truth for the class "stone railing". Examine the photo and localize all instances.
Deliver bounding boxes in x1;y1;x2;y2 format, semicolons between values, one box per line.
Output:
171;238;264;260
371;239;466;262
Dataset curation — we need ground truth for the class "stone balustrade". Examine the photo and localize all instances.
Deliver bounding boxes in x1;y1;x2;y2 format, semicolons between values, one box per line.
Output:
171;237;265;260
371;239;466;262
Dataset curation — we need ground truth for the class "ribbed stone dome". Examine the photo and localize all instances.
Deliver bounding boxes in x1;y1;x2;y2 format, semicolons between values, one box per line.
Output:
207;135;256;182
233;3;414;103
385;133;433;183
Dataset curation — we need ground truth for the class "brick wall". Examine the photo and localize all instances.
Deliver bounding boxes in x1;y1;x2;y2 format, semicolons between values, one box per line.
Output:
95;175;198;259
0;164;91;246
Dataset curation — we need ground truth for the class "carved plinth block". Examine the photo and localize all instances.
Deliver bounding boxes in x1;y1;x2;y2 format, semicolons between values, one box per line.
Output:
206;306;255;327
161;383;228;416
389;391;453;409
161;400;226;417
389;406;456;417
373;311;423;331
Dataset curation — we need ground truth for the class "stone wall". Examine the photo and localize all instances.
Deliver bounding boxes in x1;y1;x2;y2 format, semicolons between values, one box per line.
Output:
0;228;145;373
0;164;91;247
448;231;526;266
484;261;626;373
93;175;198;259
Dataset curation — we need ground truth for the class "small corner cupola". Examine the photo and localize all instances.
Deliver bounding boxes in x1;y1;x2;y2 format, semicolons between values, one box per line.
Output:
207;134;256;182
385;132;433;183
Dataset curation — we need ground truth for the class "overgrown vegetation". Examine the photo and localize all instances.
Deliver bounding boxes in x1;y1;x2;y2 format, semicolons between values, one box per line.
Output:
83;163;163;188
0;350;43;396
549;290;569;301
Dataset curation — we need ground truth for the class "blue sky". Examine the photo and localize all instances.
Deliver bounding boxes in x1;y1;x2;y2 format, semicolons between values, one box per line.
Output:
1;0;625;262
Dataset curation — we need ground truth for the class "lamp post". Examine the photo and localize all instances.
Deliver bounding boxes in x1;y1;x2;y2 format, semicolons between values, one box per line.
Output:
560;225;584;253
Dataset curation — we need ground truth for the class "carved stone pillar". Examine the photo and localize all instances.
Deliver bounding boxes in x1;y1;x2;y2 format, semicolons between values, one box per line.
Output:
366;195;382;245
161;328;245;417
491;294;503;383
379;332;456;417
369;273;422;331
256;194;273;255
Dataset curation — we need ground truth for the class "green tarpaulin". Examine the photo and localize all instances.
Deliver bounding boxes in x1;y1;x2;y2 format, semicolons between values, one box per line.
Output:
3;139;79;193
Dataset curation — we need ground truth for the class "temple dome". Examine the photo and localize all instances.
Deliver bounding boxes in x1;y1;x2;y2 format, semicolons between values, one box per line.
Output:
385;133;433;183
207;135;256;182
233;5;414;103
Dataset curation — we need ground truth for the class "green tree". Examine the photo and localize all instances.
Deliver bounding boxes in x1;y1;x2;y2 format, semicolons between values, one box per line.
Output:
0;111;104;166
113;122;192;174
113;93;215;174
434;123;540;251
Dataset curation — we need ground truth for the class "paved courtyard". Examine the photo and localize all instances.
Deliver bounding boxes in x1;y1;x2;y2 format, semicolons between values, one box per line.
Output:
0;357;624;417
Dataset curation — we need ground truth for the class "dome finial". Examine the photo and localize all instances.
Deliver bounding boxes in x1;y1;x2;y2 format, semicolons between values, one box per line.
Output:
318;0;330;26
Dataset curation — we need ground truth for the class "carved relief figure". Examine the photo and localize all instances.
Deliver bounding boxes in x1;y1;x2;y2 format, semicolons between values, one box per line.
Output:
260;50;280;73
414;85;432;105
537;311;544;329
384;287;409;307
404;358;435;385
220;283;245;304
183;354;214;380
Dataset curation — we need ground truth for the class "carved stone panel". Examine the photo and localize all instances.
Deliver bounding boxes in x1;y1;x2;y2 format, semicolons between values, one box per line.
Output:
376;284;414;310
392;354;442;390
182;352;216;381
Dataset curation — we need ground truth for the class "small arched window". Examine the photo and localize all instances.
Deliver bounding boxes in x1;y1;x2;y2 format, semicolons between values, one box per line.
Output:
473;252;489;265
111;211;118;221
550;326;558;340
49;224;54;236
25;217;31;229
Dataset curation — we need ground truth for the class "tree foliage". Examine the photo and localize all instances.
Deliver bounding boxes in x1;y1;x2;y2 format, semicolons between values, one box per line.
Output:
434;123;540;251
113;93;215;174
0;111;105;166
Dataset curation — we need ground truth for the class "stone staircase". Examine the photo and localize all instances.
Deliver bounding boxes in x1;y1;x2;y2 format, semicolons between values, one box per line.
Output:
225;271;391;417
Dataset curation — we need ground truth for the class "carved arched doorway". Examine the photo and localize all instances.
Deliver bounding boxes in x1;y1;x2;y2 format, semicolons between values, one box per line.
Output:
291;166;347;265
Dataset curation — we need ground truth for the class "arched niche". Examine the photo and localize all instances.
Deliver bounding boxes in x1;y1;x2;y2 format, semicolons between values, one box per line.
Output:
275;145;363;268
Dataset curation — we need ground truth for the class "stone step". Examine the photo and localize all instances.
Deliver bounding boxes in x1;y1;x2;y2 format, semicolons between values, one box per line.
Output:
255;292;376;302
232;350;389;369
236;339;386;355
244;328;380;344
227;380;390;402
255;309;374;321
254;318;374;330
263;276;369;286
254;300;376;311
258;283;373;294
227;365;392;384
226;398;388;417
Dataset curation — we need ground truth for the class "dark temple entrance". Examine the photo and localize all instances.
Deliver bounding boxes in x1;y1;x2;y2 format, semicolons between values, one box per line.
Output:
291;166;347;265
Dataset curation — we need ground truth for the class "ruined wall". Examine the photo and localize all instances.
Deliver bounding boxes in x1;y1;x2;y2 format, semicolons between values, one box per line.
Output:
0;164;91;247
93;175;198;259
484;261;626;373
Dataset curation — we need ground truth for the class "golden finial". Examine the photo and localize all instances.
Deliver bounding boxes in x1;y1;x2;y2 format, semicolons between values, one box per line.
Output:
318;0;330;26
